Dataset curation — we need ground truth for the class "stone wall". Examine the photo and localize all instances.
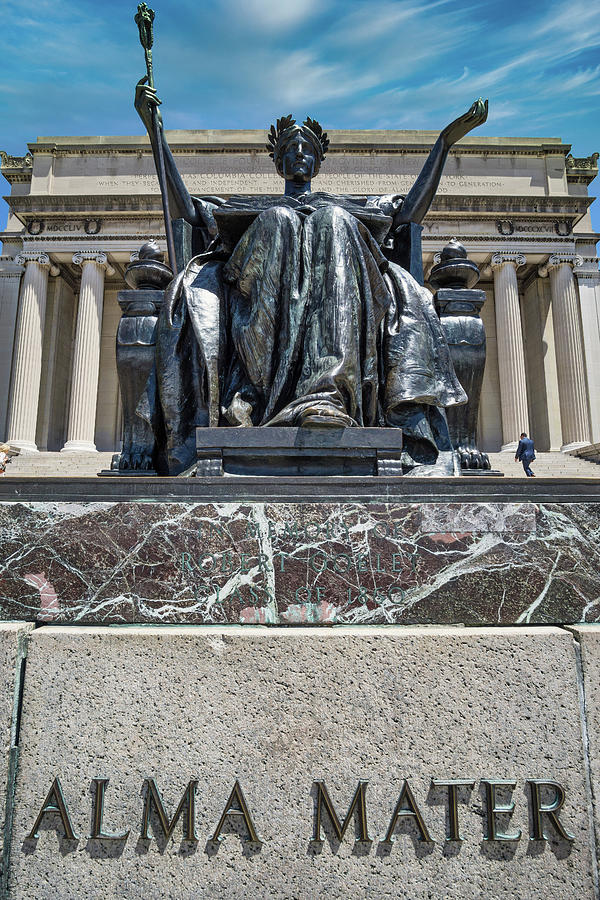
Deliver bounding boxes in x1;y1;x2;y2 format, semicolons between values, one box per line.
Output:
0;622;599;898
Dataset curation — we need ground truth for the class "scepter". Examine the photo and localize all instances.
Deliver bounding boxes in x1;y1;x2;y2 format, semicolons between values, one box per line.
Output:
135;3;177;274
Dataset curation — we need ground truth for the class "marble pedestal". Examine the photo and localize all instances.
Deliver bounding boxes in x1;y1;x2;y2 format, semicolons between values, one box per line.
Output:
1;476;600;897
1;479;600;626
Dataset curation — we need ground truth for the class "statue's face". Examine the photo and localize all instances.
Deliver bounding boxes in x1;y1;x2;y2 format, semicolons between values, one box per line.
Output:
281;135;316;183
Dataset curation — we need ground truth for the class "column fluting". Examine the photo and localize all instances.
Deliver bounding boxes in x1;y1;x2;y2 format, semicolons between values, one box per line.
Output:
6;252;58;452
62;252;114;453
541;254;590;449
491;252;529;451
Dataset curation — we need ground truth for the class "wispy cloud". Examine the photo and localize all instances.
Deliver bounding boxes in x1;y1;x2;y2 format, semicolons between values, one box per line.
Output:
222;0;324;31
1;0;599;231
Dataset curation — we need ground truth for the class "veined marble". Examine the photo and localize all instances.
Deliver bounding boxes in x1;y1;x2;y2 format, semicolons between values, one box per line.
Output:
1;500;598;625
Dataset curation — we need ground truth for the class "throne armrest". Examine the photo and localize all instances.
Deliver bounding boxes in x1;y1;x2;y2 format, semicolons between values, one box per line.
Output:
383;221;424;285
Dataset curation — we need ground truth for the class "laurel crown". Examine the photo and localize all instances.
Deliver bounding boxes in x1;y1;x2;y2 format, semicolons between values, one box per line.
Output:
266;115;330;161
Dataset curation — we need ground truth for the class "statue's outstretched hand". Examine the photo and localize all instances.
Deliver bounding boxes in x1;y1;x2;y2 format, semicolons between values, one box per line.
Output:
135;76;163;135
441;98;488;148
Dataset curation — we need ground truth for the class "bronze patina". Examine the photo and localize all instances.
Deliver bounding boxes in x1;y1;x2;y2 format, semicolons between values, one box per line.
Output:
127;6;489;476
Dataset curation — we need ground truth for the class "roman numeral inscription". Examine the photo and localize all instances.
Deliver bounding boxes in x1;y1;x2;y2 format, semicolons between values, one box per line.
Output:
25;777;575;850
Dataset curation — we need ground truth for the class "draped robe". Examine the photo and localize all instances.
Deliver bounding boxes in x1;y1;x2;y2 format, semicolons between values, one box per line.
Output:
141;191;467;475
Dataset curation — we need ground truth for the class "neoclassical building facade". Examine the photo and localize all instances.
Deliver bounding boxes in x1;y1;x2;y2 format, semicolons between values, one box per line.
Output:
0;130;598;455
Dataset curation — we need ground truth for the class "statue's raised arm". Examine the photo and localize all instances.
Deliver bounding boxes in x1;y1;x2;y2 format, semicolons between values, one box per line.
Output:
394;98;488;228
135;77;202;227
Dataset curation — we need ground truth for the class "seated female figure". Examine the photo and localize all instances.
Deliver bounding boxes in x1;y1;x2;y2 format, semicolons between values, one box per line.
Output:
134;84;488;475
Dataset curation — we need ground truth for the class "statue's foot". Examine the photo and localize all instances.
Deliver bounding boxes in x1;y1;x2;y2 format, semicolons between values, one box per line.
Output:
300;413;354;428
296;403;356;429
222;392;253;427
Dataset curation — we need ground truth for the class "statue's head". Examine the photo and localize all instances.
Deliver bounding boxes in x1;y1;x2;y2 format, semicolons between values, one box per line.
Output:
267;115;329;183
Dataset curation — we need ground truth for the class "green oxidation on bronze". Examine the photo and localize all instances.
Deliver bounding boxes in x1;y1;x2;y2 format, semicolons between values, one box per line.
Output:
129;34;489;477
431;779;475;842
135;4;155;87
26;777;78;841
311;780;371;844
382;780;434;844
527;780;576;842
21;774;578;847
141;778;198;842
89;779;130;842
481;780;522;842
211;781;263;845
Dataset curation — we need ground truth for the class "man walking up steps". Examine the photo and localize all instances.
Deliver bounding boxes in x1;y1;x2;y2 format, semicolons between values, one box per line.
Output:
515;432;536;477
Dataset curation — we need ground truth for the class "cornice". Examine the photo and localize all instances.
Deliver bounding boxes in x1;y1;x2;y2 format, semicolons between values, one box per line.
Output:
26;131;571;158
5;194;592;219
27;145;570;160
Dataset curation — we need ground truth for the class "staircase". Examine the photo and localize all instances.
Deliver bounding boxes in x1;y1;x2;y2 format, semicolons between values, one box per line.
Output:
487;451;600;478
3;450;600;479
3;451;114;478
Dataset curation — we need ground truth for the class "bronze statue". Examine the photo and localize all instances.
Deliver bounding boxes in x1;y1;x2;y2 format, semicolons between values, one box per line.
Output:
130;73;488;476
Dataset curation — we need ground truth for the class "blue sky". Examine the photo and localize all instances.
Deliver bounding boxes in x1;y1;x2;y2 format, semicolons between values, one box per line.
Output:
1;0;599;232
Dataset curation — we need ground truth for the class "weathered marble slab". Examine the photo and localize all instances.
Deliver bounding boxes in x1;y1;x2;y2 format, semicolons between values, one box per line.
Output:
6;625;595;899
0;500;599;625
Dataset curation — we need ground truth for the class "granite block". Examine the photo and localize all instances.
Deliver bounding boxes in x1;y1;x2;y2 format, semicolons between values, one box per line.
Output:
1;499;600;625
6;625;595;899
567;625;600;869
0;624;33;871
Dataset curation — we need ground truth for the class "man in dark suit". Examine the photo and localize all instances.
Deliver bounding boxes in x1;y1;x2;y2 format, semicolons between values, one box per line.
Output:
515;432;536;477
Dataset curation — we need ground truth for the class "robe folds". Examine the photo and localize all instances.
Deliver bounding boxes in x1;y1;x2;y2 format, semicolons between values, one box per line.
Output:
141;192;467;475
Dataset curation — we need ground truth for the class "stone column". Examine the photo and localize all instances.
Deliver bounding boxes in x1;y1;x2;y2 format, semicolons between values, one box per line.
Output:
62;251;114;453
575;271;600;444
539;254;590;450
490;252;529;451
6;252;59;453
0;254;25;440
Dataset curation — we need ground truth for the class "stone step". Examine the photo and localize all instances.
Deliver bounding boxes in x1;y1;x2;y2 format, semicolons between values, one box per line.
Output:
4;450;600;479
487;451;600;478
4;452;114;478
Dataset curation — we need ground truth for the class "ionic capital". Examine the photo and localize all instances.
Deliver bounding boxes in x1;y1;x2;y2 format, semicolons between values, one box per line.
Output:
14;251;59;276
15;251;59;276
72;251;115;276
491;252;526;270
538;254;583;278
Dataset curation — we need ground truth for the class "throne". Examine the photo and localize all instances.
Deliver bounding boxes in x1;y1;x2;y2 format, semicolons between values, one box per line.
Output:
114;216;490;476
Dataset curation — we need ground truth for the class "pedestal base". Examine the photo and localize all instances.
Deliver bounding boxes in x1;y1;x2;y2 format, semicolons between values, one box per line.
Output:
2;624;597;899
195;426;404;476
0;479;599;626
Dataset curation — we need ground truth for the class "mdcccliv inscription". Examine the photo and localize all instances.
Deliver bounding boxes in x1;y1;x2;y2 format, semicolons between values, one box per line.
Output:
26;776;574;849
